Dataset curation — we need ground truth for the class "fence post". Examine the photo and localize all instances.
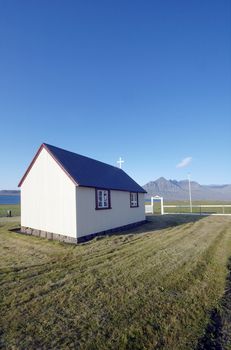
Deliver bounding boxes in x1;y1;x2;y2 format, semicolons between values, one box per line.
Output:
151;197;154;214
160;197;164;215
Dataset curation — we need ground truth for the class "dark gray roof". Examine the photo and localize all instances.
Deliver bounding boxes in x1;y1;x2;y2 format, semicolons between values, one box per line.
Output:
43;143;146;193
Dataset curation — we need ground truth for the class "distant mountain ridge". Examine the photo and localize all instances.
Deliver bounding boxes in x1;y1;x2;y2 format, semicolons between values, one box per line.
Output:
143;177;231;201
0;190;20;196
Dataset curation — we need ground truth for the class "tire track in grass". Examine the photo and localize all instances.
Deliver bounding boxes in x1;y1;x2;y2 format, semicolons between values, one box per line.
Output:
1;217;231;349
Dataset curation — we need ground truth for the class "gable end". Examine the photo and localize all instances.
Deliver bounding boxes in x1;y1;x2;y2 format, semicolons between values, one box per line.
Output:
18;144;78;187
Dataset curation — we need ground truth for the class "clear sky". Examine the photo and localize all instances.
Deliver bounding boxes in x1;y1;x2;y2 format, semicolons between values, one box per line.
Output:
0;0;230;189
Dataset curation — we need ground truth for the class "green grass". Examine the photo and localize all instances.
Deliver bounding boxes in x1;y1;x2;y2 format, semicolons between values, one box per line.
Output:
145;201;231;215
0;204;20;217
0;215;231;349
164;201;231;215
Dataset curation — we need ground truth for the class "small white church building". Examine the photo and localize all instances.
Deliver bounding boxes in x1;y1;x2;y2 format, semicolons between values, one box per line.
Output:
19;143;146;243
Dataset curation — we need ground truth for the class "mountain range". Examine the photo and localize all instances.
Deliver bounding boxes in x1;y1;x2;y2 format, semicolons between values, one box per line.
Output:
1;179;231;201
143;177;231;201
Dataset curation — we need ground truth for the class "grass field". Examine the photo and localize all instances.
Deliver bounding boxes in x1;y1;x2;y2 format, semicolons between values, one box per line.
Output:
0;215;231;349
0;204;20;217
1;202;231;217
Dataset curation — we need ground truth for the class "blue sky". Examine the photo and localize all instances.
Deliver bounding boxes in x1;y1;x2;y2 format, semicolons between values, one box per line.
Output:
0;0;230;189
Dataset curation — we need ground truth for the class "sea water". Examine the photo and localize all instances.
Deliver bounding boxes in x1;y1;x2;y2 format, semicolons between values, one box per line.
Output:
0;195;20;205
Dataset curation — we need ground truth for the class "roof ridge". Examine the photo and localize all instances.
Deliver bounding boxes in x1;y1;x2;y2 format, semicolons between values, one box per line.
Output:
19;143;146;193
43;143;123;172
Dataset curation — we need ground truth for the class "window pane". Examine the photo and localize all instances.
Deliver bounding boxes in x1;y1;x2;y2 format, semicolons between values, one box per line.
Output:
97;189;109;208
130;192;138;207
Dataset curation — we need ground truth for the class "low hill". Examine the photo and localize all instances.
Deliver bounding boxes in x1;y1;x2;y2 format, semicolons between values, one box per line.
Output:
143;177;231;201
0;190;20;196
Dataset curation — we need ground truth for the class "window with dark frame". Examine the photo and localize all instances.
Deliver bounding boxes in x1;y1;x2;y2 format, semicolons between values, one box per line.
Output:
130;192;138;207
95;189;111;209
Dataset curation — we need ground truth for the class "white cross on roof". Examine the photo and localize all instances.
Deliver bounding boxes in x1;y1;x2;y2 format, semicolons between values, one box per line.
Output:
117;157;124;169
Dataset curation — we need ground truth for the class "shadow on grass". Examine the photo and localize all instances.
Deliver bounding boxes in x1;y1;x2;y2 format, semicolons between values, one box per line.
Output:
196;257;231;350
112;214;208;238
196;309;223;350
9;215;208;245
146;214;207;230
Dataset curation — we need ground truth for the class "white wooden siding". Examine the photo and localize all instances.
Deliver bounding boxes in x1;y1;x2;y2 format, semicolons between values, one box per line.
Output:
21;148;77;238
76;187;145;238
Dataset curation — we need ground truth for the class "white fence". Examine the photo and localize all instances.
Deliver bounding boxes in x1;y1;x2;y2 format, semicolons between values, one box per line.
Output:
163;204;231;216
145;205;153;214
145;198;231;216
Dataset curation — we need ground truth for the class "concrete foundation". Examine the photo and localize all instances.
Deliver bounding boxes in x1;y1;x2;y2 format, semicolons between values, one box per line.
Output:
77;220;147;243
20;220;147;244
20;226;78;244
